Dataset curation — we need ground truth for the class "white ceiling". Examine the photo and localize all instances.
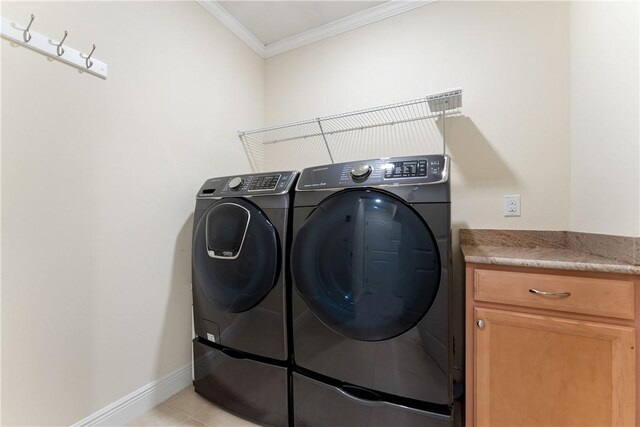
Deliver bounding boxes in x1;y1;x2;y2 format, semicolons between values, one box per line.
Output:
198;0;435;58
218;1;386;45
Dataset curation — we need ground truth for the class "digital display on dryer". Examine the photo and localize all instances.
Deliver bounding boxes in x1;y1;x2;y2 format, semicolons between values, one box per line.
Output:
384;160;427;178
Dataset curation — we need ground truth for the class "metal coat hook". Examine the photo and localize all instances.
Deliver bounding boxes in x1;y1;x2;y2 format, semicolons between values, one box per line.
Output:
56;30;68;56
84;44;95;69
23;14;35;42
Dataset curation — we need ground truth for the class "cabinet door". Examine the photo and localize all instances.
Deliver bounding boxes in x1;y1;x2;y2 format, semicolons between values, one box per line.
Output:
474;308;635;427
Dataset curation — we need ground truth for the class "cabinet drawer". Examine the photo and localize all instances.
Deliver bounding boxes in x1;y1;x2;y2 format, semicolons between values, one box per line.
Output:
474;269;635;320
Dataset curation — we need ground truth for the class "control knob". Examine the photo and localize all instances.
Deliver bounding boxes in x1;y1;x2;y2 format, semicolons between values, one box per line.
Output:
228;177;244;190
350;164;372;181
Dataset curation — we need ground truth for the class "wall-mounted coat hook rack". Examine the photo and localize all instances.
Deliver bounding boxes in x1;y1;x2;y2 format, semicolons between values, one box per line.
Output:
0;14;108;79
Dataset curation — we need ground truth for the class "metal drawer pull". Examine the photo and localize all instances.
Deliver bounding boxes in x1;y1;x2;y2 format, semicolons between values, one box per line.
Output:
529;288;571;298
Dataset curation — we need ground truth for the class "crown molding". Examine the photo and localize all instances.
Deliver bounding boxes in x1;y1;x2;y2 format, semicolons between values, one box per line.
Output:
197;0;266;57
198;1;436;59
263;0;436;58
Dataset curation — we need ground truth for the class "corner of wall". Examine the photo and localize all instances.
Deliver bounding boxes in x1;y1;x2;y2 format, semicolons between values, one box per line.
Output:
568;1;640;237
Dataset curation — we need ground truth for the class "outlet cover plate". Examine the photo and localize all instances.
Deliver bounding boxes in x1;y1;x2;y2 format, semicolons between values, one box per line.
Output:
504;195;521;217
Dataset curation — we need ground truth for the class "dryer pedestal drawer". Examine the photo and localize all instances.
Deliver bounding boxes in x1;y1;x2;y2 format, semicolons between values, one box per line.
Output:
193;339;288;427
292;373;452;427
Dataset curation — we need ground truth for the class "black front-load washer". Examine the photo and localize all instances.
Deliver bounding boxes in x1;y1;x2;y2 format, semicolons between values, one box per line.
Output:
191;170;297;427
290;155;454;426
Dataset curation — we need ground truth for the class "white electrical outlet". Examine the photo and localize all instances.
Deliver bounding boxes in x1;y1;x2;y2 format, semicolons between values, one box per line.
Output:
504;195;521;217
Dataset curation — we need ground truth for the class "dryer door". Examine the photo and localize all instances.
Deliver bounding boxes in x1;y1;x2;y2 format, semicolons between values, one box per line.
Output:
291;189;440;341
193;198;279;313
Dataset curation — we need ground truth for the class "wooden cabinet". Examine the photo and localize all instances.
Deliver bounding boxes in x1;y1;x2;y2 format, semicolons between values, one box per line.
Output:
465;264;638;427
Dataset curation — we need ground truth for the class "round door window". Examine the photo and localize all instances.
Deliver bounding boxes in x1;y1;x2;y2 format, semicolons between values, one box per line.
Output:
193;198;279;313
291;189;440;341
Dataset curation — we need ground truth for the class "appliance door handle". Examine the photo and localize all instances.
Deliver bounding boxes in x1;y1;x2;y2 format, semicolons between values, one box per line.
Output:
338;384;383;405
529;288;571;298
220;347;246;359
205;202;251;260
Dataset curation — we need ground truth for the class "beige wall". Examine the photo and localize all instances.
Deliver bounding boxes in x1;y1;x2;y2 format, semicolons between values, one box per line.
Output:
265;1;572;232
570;1;640;237
1;1;263;424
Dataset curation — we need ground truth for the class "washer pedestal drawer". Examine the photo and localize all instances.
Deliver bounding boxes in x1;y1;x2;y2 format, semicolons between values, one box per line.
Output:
193;339;288;427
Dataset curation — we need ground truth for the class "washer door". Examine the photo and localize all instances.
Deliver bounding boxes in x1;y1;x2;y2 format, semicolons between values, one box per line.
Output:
291;189;440;341
193;198;279;313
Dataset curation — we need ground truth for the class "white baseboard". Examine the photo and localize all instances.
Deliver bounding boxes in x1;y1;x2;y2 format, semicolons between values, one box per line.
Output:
73;362;193;427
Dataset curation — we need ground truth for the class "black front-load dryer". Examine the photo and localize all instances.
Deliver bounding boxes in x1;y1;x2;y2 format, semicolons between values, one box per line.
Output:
290;155;454;426
191;170;297;427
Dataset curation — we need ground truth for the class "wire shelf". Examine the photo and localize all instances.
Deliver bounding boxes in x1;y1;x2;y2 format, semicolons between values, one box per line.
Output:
239;88;462;172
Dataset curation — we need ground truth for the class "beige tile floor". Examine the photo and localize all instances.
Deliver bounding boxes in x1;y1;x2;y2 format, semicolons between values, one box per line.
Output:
127;386;260;427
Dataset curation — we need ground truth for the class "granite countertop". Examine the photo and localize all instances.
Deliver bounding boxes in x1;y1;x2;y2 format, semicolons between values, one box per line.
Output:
460;229;640;275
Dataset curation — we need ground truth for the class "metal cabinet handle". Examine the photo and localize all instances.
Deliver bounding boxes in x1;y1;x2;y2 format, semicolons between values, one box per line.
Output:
477;319;486;329
529;288;571;298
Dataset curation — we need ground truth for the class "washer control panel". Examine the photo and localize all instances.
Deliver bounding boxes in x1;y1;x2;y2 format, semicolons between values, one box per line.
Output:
248;174;281;191
197;171;297;198
297;155;448;191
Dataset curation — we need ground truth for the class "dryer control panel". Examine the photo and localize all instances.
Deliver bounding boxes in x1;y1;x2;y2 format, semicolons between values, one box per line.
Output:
197;171;298;198
296;155;448;191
